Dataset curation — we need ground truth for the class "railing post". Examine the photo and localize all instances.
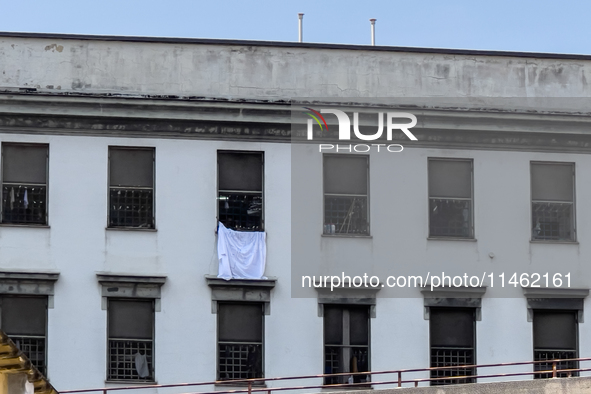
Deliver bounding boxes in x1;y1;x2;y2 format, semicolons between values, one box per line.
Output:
397;371;401;387
552;361;557;378
248;381;252;394
414;381;418;387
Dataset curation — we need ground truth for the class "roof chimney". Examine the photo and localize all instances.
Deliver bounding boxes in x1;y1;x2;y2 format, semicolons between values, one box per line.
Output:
298;13;304;42
370;19;376;46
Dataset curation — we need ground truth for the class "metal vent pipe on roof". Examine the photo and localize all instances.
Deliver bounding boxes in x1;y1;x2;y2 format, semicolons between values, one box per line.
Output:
298;13;304;42
370;18;376;46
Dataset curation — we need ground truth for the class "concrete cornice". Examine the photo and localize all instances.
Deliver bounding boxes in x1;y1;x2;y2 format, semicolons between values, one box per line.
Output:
2;93;591;152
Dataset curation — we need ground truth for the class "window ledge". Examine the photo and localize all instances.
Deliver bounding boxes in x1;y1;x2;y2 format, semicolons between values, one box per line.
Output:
0;223;49;228
427;237;476;242
322;234;372;239
106;227;157;232
205;275;277;288
530;240;579;245
215;381;267;388
321;384;373;391
105;380;157;385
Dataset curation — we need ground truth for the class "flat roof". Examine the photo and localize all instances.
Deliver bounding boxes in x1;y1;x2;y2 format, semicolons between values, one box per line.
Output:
1;31;591;61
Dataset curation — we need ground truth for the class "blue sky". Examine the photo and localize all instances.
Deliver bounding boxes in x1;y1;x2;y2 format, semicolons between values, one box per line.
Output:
0;0;588;54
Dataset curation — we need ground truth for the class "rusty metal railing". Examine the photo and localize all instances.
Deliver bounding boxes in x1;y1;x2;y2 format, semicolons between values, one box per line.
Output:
60;357;591;394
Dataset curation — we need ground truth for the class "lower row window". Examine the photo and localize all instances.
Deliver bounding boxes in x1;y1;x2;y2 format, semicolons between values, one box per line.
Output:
533;310;578;378
107;299;154;382
323;305;370;385
0;296;47;376
429;308;476;385
0;297;580;384
217;302;264;380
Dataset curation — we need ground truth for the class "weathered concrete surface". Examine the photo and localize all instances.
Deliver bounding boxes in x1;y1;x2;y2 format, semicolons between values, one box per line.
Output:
324;378;591;394
2;34;591;99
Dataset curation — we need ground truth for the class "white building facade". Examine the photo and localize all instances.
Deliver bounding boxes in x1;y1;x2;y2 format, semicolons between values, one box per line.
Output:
1;33;591;392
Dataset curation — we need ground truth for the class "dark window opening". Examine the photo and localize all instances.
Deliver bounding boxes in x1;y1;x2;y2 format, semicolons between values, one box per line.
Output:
428;159;473;238
1;143;48;225
107;299;154;382
323;305;370;385
108;147;155;228
218;302;264;380
430;308;475;386
531;163;575;241
323;155;369;235
0;296;48;376
218;152;263;231
533;310;578;378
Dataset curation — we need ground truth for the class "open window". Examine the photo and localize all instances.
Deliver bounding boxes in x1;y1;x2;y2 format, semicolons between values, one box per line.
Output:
531;162;575;241
108;147;155;229
323;155;369;235
1;143;48;225
428;158;473;238
218;151;263;231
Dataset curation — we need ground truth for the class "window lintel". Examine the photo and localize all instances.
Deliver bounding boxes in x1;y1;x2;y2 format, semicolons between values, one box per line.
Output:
97;272;166;311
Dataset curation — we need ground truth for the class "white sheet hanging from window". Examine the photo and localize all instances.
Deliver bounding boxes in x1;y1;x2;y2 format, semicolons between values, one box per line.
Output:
217;222;267;280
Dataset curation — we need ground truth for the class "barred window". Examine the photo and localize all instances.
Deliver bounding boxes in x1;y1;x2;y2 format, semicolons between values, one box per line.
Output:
108;147;155;229
0;296;48;376
533;310;578;378
218;302;264;380
218;151;263;231
1;143;48;225
108;299;154;382
324;305;370;385
531;162;575;241
428;159;473;238
323;155;369;235
430;308;475;386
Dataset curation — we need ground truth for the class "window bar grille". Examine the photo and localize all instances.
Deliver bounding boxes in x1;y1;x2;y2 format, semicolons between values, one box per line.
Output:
218;192;263;231
429;198;472;237
324;195;368;235
324;346;370;385
109;187;154;228
534;350;578;378
108;339;153;381
11;335;46;376
1;183;47;225
218;342;263;380
531;201;573;240
430;347;475;385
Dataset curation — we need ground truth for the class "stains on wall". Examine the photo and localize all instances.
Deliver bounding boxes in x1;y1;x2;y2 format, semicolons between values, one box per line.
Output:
44;43;63;53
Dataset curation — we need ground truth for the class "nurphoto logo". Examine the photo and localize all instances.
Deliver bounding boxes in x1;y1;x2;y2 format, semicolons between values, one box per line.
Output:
304;107;418;153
